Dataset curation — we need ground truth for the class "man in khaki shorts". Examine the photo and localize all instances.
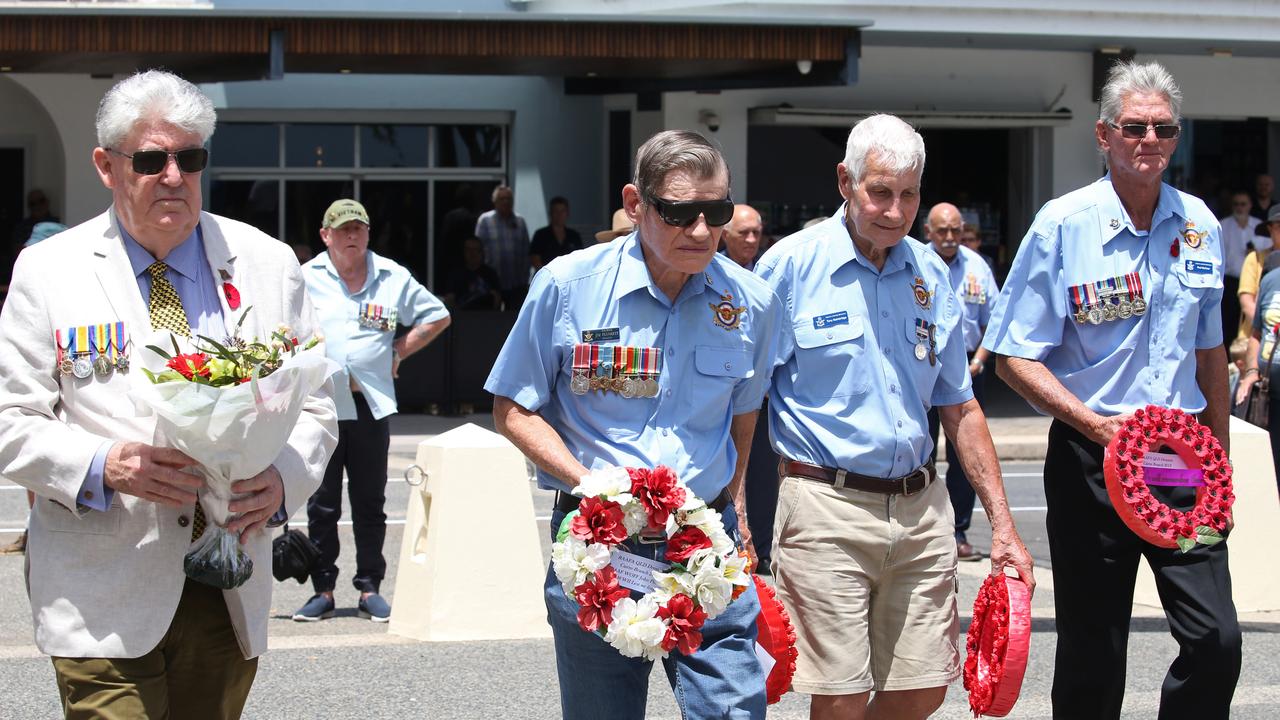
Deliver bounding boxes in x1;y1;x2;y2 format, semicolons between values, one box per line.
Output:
755;113;1036;720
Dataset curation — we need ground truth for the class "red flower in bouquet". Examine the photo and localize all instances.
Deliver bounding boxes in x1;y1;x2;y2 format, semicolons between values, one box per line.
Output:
570;496;629;546
630;465;686;529
658;593;707;654
574;566;630;633
222;282;241;310
665;526;713;564
167;352;212;380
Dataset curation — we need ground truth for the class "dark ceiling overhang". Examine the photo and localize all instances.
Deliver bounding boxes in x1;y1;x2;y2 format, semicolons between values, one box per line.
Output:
0;14;860;91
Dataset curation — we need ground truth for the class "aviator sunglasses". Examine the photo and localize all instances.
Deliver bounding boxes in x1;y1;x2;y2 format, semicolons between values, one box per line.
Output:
107;147;209;175
1108;122;1181;140
647;195;735;228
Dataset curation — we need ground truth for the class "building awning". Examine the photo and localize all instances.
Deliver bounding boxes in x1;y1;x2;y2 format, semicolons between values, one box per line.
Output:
749;107;1076;129
0;14;862;91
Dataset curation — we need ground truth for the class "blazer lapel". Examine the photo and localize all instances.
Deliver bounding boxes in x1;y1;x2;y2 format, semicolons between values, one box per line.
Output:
199;213;257;339
90;210;150;341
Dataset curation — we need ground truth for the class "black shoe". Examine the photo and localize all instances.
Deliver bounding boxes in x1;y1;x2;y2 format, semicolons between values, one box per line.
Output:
755;557;773;576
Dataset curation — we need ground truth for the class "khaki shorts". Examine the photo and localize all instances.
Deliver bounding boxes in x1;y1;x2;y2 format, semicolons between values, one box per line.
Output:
772;474;960;695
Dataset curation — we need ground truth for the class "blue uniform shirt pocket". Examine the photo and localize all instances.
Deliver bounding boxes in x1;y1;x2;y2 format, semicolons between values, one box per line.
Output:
694;345;754;379
791;314;869;398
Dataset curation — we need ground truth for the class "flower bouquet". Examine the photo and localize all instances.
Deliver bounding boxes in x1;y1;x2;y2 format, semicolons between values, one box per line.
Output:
1103;405;1234;551
964;574;1031;718
136;310;337;589
550;466;751;661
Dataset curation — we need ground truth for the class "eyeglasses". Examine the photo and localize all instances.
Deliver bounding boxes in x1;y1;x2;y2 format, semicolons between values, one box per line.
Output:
1109;122;1181;140
107;147;209;175
646;196;735;228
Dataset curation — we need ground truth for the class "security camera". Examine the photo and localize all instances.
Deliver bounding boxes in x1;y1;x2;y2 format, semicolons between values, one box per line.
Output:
698;109;721;132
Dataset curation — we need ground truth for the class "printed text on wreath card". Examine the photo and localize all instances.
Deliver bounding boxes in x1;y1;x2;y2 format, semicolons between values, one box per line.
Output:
610;550;669;594
1142;451;1190;469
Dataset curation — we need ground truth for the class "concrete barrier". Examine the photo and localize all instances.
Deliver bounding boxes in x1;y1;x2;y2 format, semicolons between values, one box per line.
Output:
388;423;551;641
1135;415;1280;613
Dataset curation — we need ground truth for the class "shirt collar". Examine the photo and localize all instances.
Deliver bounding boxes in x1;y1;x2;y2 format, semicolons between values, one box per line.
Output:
313;250;389;287
119;218;203;282
1095;174;1187;244
829;204;914;277
616;231;716;303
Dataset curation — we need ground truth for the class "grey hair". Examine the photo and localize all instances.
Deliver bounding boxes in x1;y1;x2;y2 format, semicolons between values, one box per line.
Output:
843;114;926;184
491;184;513;202
633;130;729;201
95;70;216;149
1098;61;1183;125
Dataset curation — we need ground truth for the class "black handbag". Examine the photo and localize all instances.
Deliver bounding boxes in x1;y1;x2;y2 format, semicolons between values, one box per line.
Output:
272;524;320;584
1241;337;1278;429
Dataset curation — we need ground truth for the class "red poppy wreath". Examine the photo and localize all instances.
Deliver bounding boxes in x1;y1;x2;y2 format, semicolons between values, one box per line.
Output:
1103;405;1234;551
752;576;797;705
964;574;1031;718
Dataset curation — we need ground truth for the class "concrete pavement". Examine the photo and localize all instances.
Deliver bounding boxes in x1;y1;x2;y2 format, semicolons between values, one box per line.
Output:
0;412;1276;718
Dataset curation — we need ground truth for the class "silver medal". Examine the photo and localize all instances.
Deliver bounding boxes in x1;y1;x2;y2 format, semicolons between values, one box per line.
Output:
1087;306;1104;325
1132;296;1147;316
1118;299;1133;319
914;343;927;361
645;377;659;398
620;376;637;399
570;371;589;395
1102;301;1118;322
72;355;93;379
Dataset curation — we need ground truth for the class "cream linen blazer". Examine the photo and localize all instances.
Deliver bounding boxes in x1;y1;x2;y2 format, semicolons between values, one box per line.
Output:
0;209;337;659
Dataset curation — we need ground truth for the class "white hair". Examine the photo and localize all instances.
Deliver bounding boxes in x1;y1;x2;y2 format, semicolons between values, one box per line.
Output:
95;70;216;149
1098;60;1182;125
843;114;926;184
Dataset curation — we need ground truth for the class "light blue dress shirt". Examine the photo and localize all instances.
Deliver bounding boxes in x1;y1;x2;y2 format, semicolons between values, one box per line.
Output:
81;223;228;511
303;250;449;421
931;244;999;354
756;209;972;480
982;176;1224;416
483;232;784;501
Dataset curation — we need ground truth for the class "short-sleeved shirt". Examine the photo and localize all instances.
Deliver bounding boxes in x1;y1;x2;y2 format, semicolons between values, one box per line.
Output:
475;210;530;292
931;243;999;354
756;208;973;479
484;232;784;501
1252;268;1280;381
1219;214;1266;278
982;176;1223;416
303;250;449;421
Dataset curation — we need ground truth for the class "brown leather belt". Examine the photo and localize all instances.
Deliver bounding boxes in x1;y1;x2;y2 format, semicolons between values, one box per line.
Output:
781;459;936;496
555;487;732;515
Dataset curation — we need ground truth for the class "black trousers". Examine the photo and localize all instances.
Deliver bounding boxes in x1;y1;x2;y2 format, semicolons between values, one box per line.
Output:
744;405;779;563
1223;274;1241;340
307;393;390;594
1044;420;1240;720
927;365;984;541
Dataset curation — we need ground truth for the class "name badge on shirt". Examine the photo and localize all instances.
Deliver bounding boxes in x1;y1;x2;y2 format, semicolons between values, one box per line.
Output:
1185;260;1214;275
581;327;621;343
813;311;849;329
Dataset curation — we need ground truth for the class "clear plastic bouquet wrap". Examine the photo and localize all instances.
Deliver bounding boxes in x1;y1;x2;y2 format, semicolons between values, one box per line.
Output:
136;313;337;589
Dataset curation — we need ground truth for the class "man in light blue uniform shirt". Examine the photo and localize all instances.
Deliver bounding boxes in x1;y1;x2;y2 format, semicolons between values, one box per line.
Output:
296;199;451;623
923;201;1000;561
486;131;781;720
983;61;1239;719
758;114;1033;720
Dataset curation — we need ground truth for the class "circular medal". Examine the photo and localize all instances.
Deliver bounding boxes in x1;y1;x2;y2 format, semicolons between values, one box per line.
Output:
570;372;589;395
1132;296;1147;316
93;355;114;377
1102;301;1118;322
59;357;75;376
1117;299;1133;319
620;377;637;399
1088;307;1104;325
72;355;93;379
645;377;660;398
914;343;927;361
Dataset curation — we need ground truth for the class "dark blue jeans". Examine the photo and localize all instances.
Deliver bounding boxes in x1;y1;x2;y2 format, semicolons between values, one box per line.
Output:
545;502;766;720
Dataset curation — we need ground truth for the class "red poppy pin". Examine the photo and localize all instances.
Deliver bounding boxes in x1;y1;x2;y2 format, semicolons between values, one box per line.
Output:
218;268;241;309
1169;239;1179;258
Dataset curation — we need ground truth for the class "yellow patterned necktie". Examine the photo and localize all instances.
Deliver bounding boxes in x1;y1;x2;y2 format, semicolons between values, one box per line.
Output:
146;261;205;540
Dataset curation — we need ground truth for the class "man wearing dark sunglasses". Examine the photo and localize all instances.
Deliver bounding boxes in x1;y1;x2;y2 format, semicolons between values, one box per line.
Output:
486;130;782;719
0;69;336;718
985;60;1239;719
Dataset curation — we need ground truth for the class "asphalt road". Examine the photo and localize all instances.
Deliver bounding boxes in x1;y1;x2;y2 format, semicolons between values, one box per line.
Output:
0;460;1276;719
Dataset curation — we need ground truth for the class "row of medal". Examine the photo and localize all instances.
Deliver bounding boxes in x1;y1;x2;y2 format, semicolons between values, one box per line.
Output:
56;323;130;379
570;343;663;398
1069;273;1147;325
913;318;939;366
358;303;397;331
961;277;987;305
